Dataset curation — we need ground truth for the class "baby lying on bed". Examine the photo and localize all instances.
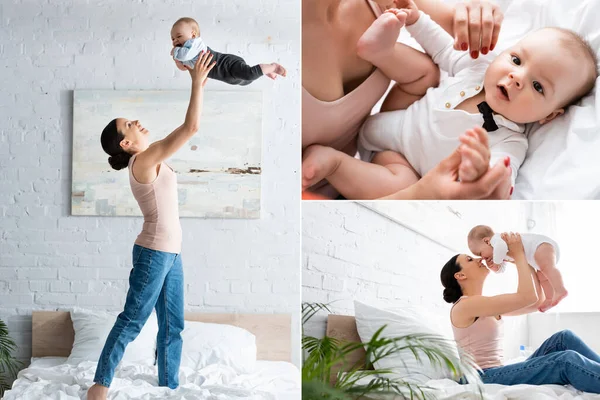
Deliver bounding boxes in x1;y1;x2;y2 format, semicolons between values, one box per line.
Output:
302;2;597;199
468;225;567;312
170;17;286;85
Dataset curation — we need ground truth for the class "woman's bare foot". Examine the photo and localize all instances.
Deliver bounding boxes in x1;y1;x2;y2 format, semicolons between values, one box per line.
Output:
357;9;407;62
260;63;286;80
302;145;341;190
87;383;109;400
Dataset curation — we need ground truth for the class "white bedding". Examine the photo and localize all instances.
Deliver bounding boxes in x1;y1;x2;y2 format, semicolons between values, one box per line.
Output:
3;357;300;400
428;379;600;400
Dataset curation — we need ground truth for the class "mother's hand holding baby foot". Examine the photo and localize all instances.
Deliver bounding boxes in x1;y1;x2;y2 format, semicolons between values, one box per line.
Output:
383;145;511;200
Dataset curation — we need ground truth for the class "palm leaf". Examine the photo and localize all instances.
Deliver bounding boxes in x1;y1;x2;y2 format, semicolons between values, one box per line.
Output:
302;302;334;326
0;319;22;397
302;305;484;400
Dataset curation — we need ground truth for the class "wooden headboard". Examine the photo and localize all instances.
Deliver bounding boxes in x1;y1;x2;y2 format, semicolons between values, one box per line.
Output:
32;311;291;361
326;314;370;371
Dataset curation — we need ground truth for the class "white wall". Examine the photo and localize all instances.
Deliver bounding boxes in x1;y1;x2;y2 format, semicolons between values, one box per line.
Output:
0;0;301;371
302;201;530;358
549;202;600;313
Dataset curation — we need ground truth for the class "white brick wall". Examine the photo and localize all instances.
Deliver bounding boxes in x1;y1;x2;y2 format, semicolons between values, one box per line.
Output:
0;0;301;375
302;201;532;358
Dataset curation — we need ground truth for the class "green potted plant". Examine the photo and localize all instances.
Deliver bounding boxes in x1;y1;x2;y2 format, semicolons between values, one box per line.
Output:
302;302;482;400
0;318;22;396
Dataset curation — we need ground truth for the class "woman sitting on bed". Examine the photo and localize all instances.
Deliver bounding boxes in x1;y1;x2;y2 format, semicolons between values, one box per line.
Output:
441;232;600;393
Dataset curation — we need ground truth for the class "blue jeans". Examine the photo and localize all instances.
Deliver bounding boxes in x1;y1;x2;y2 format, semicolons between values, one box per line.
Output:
94;244;184;389
481;330;600;393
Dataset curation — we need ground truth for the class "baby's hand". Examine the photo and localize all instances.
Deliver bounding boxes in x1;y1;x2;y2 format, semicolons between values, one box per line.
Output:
171;47;176;56
458;126;490;182
392;0;419;25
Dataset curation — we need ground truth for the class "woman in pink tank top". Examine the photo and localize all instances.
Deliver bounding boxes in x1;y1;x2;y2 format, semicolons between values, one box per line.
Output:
302;0;512;200
88;54;216;400
440;233;600;393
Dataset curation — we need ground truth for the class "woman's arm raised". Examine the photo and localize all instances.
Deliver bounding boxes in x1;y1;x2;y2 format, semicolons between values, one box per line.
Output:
136;52;216;170
502;267;545;316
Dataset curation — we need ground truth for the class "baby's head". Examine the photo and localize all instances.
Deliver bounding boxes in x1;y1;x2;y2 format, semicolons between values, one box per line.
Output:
484;27;598;125
467;225;495;264
171;17;200;47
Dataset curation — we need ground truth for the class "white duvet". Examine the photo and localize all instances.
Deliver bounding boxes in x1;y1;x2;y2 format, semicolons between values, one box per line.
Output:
3;357;300;400
428;379;600;400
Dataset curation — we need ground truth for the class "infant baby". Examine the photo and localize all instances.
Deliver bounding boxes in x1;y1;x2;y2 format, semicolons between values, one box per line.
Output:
302;2;598;199
170;17;286;86
468;225;567;312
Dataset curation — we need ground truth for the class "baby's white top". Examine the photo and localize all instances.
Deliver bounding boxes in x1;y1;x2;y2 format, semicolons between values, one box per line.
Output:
491;233;560;271
172;37;208;62
358;12;528;185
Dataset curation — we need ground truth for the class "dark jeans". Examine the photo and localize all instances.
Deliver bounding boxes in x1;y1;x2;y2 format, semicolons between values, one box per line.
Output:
480;330;600;393
207;47;263;86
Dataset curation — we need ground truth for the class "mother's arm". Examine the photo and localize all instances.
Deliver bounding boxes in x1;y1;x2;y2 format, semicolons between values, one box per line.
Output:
454;233;538;319
502;266;545;316
136;52;215;170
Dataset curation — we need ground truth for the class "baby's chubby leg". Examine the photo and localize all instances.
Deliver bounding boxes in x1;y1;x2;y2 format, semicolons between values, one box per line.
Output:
536;270;555;313
357;9;439;112
302;145;419;199
535;243;568;311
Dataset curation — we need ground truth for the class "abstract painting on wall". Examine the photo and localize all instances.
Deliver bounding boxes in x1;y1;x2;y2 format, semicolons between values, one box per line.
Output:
72;90;262;218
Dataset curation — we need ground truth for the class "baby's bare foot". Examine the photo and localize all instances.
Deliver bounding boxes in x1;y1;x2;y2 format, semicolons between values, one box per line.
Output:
357;9;407;62
538;298;554;313
551;288;568;307
261;63;286;80
87;384;109;400
302;145;341;190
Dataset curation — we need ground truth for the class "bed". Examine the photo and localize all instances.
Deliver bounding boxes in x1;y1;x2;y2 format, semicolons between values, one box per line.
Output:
326;309;600;400
3;311;300;400
396;0;600;199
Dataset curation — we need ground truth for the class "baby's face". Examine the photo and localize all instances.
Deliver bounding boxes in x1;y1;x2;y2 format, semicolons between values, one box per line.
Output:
469;239;493;263
171;23;196;47
483;29;587;124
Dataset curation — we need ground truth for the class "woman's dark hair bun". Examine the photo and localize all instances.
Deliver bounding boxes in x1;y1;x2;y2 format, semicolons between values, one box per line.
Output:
443;286;462;303
108;152;131;171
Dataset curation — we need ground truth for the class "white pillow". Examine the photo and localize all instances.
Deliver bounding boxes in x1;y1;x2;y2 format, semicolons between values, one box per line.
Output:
354;301;461;383
67;308;158;366
180;320;257;373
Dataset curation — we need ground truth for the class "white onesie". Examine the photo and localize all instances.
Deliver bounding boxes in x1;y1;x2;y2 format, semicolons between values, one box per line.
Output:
491;233;560;272
358;12;528;185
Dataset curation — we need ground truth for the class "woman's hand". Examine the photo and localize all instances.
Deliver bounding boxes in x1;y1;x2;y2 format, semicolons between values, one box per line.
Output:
458;126;491;182
400;146;511;199
187;51;216;87
452;0;503;58
501;232;524;258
